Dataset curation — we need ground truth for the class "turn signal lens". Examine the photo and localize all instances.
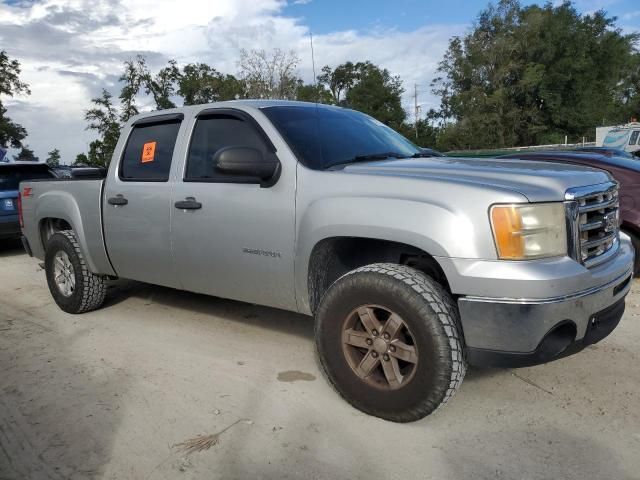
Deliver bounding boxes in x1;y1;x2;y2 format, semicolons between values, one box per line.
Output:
490;203;567;260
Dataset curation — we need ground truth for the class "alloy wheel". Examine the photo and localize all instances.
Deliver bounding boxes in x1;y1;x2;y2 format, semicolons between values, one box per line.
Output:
341;305;419;390
53;251;75;297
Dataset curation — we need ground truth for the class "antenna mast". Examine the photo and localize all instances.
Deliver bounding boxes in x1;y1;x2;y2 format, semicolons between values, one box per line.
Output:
414;83;419;140
310;32;317;82
310;32;318;92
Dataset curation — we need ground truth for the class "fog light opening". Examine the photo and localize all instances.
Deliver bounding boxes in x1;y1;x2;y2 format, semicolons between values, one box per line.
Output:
537;322;577;360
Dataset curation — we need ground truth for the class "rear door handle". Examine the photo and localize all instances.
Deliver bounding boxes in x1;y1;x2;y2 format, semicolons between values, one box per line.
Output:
174;197;202;210
108;195;128;206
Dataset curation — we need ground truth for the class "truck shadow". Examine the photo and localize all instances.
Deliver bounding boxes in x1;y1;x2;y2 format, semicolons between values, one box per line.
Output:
0;304;129;479
103;279;315;340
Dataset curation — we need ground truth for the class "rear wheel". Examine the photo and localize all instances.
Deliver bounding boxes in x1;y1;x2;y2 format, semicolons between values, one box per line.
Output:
45;231;107;314
315;263;466;422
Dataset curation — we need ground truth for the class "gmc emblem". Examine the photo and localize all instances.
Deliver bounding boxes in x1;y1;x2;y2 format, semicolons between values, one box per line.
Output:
22;187;33;197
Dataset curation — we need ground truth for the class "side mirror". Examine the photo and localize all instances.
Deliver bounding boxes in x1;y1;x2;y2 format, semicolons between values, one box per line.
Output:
214;146;279;183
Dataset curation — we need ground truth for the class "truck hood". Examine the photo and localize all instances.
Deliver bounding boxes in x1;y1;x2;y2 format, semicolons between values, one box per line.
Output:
340;156;613;202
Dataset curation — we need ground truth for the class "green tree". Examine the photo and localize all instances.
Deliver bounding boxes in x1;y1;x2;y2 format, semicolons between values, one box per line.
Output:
431;0;640;150
346;62;406;129
84;89;121;167
398;119;438;148
0;50;30;149
618;49;640;121
119;56;145;123
86;139;113;167
0;104;27;149
143;59;180;110
317;62;357;104
73;153;89;166
178;63;243;105
320;61;406;129
46;148;61;167
15;145;38;162
295;82;333;103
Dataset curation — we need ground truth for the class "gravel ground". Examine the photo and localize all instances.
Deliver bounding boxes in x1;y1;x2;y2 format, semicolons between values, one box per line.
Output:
1;239;639;480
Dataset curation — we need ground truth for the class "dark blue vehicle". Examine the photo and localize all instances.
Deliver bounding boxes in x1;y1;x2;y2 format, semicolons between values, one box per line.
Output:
0;163;56;240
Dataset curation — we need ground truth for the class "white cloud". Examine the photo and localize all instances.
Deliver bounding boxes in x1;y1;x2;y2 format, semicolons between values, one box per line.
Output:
621;10;640;20
0;0;463;162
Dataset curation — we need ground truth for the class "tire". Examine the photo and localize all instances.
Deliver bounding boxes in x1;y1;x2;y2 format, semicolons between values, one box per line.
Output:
45;230;107;314
315;263;466;423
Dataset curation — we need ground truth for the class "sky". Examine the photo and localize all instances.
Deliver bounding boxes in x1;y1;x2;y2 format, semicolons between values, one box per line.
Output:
0;0;639;163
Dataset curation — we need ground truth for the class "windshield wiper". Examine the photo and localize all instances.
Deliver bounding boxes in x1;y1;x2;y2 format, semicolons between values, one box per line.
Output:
410;152;436;158
327;152;406;169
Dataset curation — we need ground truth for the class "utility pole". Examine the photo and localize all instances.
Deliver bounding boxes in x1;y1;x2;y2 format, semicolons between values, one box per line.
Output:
414;83;419;140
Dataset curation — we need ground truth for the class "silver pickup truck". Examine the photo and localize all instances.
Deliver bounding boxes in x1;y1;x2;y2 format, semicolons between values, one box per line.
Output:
20;100;634;422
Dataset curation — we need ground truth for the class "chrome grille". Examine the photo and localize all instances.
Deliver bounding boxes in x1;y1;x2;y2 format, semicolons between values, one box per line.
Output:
566;182;620;267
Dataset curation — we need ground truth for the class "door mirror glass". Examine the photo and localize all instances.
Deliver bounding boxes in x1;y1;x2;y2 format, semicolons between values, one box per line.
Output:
214;146;279;181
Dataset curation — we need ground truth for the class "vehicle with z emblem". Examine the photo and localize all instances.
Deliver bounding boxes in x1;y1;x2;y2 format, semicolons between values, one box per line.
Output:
1;162;56;241
19;101;635;422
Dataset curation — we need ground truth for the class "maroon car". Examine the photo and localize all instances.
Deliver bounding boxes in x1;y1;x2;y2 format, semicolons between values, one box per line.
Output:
500;151;640;273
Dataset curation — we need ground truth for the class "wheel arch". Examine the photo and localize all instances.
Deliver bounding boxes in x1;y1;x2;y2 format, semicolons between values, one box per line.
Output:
302;235;450;315
32;189;115;276
621;221;640;240
36;214;113;276
294;194;487;315
621;222;640;273
39;217;73;247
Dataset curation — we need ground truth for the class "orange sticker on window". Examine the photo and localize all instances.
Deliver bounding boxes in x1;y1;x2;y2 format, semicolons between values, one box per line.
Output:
141;142;156;163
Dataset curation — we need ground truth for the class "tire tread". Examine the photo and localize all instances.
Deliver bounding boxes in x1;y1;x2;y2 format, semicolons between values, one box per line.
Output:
316;263;466;422
49;231;107;313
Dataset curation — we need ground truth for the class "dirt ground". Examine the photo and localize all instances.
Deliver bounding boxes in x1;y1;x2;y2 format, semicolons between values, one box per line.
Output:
1;239;639;480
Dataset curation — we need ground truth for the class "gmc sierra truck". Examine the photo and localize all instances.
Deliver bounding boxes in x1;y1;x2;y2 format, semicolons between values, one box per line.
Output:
19;101;635;422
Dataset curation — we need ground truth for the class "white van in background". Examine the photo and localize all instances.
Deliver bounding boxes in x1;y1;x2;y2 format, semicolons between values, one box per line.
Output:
597;122;640;155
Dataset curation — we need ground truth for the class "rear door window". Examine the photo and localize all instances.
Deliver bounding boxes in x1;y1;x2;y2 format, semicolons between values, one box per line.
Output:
120;120;181;181
629;131;640;146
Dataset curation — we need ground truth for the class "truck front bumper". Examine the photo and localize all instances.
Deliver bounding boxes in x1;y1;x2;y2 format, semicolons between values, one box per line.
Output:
447;235;635;368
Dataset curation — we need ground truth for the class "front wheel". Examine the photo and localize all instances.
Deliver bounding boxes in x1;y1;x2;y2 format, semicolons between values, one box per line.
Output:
315;263;466;423
45;231;107;314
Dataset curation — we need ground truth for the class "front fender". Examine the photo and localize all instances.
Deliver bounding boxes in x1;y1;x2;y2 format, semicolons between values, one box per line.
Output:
294;196;489;314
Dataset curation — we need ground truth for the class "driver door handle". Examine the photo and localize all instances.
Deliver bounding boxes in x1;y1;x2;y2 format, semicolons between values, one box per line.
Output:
175;197;202;210
107;195;128;206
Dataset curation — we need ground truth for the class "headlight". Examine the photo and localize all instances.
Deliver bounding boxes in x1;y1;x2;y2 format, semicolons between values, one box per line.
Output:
490;203;567;260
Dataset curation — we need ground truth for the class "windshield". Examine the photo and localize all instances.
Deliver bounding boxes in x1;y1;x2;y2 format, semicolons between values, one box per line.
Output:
261;105;421;170
0;165;55;192
603;129;629;149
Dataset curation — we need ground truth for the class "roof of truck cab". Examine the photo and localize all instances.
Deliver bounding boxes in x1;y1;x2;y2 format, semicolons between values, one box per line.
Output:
128;100;344;124
211;99;341;109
